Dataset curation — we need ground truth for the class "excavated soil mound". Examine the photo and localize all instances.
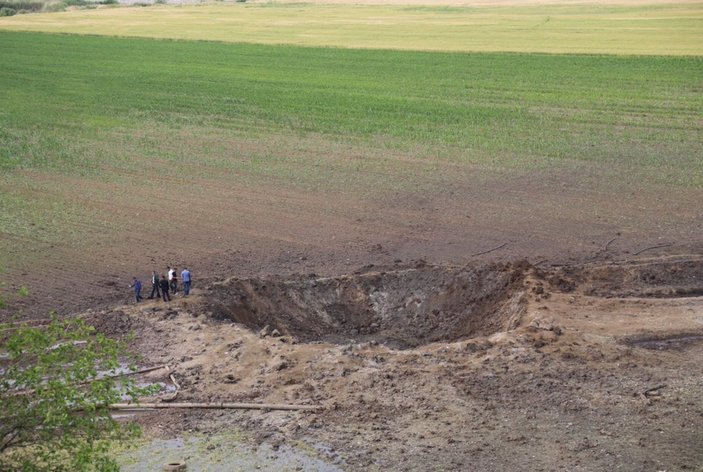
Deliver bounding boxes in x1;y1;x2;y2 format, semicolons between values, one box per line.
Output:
205;262;528;348
543;257;703;298
202;257;703;348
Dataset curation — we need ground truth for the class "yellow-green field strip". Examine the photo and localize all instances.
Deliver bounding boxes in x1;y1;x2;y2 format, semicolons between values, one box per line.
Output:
1;2;702;55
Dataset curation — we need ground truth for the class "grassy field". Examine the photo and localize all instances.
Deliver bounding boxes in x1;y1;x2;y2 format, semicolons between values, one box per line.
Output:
1;31;701;177
0;2;701;55
1;30;701;270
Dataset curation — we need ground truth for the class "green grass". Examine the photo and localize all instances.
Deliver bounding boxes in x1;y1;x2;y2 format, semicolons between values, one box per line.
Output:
0;30;701;272
0;27;700;309
0;31;701;186
0;2;701;55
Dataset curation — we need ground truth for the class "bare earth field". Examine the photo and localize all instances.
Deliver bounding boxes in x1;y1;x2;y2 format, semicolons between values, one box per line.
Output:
3;154;702;469
4;156;702;318
87;255;703;470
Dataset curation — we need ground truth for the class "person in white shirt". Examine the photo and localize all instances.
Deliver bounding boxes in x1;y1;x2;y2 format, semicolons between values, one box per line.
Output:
168;267;178;293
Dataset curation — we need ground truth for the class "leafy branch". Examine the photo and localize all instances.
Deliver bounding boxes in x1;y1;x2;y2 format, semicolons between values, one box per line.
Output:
0;313;153;471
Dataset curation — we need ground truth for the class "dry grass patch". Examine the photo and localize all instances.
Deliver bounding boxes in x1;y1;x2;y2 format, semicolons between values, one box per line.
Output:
0;2;701;54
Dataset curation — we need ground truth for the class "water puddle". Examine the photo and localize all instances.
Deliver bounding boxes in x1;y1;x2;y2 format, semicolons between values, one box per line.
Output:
116;432;343;471
627;334;703;350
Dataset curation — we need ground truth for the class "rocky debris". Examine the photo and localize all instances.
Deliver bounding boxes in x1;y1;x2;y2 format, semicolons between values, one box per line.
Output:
529;317;563;335
102;257;703;471
223;374;239;384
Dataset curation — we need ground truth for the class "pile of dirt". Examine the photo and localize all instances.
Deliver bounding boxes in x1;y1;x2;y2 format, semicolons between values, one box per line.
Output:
95;255;703;471
82;309;151;337
203;262;528;348
543;256;703;298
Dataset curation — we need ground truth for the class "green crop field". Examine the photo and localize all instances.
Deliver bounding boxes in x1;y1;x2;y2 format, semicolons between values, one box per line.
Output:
1;29;701;270
0;2;701;55
0;4;701;311
1;31;701;181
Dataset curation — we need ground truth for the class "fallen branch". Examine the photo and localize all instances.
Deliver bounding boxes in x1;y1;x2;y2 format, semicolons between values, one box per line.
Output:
109;402;321;411
0;313;94;333
637;384;666;405
160;373;180;402
471;242;508;257
0;320;52;333
7;365;170;397
48;340;87;351
633;243;673;256
603;237;617;252
127;364;170;376
584;236;619;263
642;384;666;396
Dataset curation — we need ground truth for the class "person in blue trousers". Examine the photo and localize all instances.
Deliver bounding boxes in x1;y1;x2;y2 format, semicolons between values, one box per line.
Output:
129;277;143;303
181;267;192;296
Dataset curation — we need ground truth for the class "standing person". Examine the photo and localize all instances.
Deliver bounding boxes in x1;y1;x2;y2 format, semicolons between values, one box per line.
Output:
129;277;143;303
148;271;161;299
159;275;171;302
180;267;191;296
167;267;175;292
170;267;179;294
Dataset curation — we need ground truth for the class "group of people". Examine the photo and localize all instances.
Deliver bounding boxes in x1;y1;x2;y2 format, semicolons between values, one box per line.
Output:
129;266;192;303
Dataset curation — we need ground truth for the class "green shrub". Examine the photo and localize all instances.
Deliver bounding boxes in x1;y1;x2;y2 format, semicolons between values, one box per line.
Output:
0;314;155;471
0;1;42;11
43;2;64;11
0;6;16;15
41;0;115;11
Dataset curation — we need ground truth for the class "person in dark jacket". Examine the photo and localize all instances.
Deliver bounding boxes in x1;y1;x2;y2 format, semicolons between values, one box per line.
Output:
129;277;143;303
170;267;179;294
148;271;161;299
159;274;171;302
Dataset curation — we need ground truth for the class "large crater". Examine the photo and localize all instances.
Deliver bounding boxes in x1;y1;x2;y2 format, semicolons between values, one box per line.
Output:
204;263;528;349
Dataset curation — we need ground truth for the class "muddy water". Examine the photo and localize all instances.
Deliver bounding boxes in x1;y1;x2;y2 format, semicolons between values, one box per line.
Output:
117;433;343;471
629;335;703;350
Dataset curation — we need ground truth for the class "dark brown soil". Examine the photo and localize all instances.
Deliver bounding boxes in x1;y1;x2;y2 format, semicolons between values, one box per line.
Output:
204;261;528;348
2;160;702;321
